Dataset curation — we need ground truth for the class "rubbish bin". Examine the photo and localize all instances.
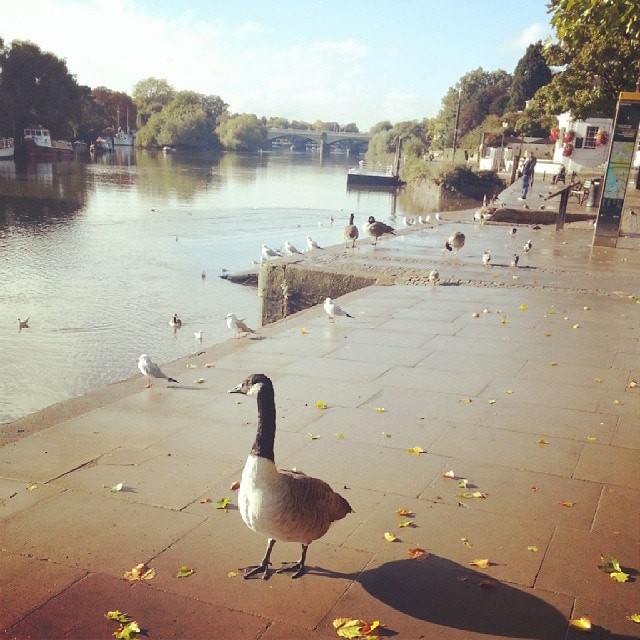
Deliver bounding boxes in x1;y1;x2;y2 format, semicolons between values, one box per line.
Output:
586;179;601;207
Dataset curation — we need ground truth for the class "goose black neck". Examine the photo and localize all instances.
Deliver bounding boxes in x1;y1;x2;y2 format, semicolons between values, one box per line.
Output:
252;380;276;461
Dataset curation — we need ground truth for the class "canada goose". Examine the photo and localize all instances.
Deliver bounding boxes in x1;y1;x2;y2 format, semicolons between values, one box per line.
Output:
283;241;303;256
226;313;256;338
261;244;282;260
18;317;29;330
343;213;359;248
137;354;179;388
482;250;491;266
444;231;465;255
324;297;353;322
229;374;352;579
364;216;395;245
511;254;520;267
306;236;323;251
169;314;182;329
428;269;439;286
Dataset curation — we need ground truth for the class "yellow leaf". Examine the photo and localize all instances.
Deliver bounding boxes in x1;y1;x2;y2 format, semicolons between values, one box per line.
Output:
332;618;381;639
308;433;320;439
315;401;327;409
569;617;592;630
504;390;514;394
559;501;575;508
215;497;230;509
527;546;538;553
472;312;480;318
194;378;205;384
613;400;624;405
111;482;123;492
176;565;194;578
407;446;425;455
519;304;528;310
470;558;490;569
227;571;238;577
573;324;580;329
124;563;156;581
384;532;398;542
336;433;345;439
382;432;392;438
610;570;629;583
396;508;414;517
587;436;596;441
626;613;640;624
488;398;497;404
472;491;487;499
594;378;603;383
398;520;413;528
461;537;472;548
501;316;508;324
27;484;38;491
375;407;385;413
301;327;310;334
626;379;638;388
408;548;429;561
459;398;472;404
537;439;550;445
492;273;499;278
205;362;215;368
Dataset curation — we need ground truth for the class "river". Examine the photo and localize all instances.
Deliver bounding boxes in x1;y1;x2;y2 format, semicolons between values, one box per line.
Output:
0;148;470;425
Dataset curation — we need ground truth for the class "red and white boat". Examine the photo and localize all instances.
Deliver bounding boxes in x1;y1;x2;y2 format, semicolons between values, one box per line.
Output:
23;125;73;160
0;137;14;159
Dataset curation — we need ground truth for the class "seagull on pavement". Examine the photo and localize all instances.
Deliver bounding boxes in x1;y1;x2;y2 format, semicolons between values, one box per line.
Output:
428;269;440;286
324;297;353;322
482;250;491;266
261;244;282;260
524;240;533;254
306;236;323;251
284;241;303;256
226;313;257;338
137;354;179;388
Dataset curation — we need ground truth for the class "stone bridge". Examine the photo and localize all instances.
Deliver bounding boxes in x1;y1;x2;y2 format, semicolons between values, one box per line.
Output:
266;128;370;155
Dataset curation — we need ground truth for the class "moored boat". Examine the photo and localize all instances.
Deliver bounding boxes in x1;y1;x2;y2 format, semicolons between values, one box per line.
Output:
23;126;73;160
72;140;89;154
0;137;14;159
113;128;134;146
91;136;113;152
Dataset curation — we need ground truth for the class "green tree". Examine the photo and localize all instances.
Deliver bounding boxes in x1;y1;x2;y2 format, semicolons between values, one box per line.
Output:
369;120;392;135
0;39;86;141
507;42;552;111
132;77;175;126
216;113;267;151
538;0;640;118
91;87;137;132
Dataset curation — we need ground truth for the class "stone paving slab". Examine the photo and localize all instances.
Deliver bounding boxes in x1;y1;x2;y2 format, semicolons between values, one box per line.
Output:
2;199;640;638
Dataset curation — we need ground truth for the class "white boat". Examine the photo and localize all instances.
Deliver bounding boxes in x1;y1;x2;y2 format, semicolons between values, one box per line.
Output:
113;129;135;146
23;126;73;160
0;137;14;159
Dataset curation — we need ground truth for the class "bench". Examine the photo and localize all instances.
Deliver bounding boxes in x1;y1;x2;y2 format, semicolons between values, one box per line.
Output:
569;179;592;205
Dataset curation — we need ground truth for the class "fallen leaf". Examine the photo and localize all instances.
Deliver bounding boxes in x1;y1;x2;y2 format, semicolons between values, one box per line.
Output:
315;401;327;409
626;613;640;624
228;571;238;577
124;563;156;581
199;497;211;503
627;380;638;389
583;306;590;310
559;501;575;508
336;433;345;439
459;398;473;404
176;565;194;578
407;446;425;455
469;558;490;569
502;316;509;324
215;497;230;509
504;390;514;394
308;433;320;439
396;508;414;517
457;479;468;489
375;407;385;413
610;571;629;582
332;617;380;639
569;617;592;630
384;532;398;542
457;492;474;499
461;537;472;548
382;432;392;438
472;491;487;499
110;482;123;492
613;400;624;405
194;378;205;384
443;470;456;478
492;273;499;278
550;362;558;367
488;398;497;404
398;520;413;528
527;546;538;553
537;439;550;445
519;304;528;310
27;484;38;491
587;436;596;441
106;611;130;623
530;486;537;492
114;621;141;640
573;324;580;329
301;327;310;334
230;481;240;491
408;548;429;561
205;362;215;368
594;378;603;383
472;312;480;318
186;363;198;369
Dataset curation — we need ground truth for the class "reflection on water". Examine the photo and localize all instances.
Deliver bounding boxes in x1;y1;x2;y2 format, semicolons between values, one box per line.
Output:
0;149;448;425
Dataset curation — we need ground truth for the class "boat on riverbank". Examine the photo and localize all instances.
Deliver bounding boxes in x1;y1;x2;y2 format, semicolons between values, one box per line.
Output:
0;137;14;159
113;128;134;146
23;126;73;161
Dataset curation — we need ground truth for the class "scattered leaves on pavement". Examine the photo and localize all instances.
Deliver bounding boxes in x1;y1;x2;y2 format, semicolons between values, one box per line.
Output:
114;621;141;640
176;565;194;578
124;563;156;581
383;532;398;542
396;508;414;517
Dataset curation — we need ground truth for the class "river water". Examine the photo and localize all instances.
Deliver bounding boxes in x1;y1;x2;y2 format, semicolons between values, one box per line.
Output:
0;149;466;425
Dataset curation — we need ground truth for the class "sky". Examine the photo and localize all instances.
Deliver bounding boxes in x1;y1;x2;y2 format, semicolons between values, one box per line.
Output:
2;0;554;130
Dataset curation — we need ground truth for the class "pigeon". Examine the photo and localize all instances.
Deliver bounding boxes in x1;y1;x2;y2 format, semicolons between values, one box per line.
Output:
511;254;520;267
261;244;282;260
284;241;303;256
364;216;395;245
343;213;359;248
306;236;323;251
137;354;178;388
324;297;353;322
524;240;533;254
444;231;465;255
482;250;491;266
428;269;440;286
226;313;257;338
169;313;182;329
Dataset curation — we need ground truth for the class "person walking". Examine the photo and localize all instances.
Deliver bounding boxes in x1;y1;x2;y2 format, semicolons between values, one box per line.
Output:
518;151;535;200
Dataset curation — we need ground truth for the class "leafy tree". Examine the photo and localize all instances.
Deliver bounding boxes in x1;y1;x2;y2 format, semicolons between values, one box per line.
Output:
132;77;175;126
538;0;640;118
366;119;430;162
507;42;552;111
0;39;86;141
265;116;290;129
91;87;137;132
342;122;359;133
369;120;392;135
216;113;267;151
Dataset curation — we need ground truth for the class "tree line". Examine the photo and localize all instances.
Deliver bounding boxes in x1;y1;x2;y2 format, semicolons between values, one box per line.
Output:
1;0;637;158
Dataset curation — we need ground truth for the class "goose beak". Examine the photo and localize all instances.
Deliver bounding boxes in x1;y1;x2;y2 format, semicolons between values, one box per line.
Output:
228;383;245;394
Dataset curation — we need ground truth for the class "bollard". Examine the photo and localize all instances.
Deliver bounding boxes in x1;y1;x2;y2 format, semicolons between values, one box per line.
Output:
556;188;569;230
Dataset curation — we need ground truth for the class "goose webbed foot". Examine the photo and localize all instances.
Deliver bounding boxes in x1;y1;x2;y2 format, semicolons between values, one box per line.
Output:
275;544;308;579
243;538;275;580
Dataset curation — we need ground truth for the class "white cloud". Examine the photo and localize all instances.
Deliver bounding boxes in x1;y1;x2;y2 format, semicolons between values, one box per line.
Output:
504;22;551;54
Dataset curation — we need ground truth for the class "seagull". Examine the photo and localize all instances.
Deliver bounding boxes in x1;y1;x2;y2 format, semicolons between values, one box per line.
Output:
444;231;465;255
284;241;303;256
261;244;282;260
343;213;359;248
428;269;440;286
194;330;203;342
137;354;178;388
425;215;431;223
435;213;443;221
364;216;395;245
306;236;323;251
524;240;533;254
324;297;353;322
169;313;182;329
329;215;334;225
18;317;29;330
482;250;491;266
226;313;257;338
511;254;520;267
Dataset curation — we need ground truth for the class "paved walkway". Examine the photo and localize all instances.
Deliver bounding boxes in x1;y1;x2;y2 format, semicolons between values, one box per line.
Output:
1;188;639;639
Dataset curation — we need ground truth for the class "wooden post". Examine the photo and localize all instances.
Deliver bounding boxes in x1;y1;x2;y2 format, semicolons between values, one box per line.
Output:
556;187;569;231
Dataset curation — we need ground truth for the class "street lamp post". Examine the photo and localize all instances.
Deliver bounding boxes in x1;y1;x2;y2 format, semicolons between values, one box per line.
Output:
452;88;462;161
500;121;508;171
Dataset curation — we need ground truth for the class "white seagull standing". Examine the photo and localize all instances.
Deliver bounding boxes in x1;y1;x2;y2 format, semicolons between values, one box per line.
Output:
284;241;303;256
428;269;440;286
482;250;491;266
226;313;257;338
324;297;353;322
524;239;533;254
261;244;282;260
137;354;179;388
306;236;323;251
194;330;203;342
